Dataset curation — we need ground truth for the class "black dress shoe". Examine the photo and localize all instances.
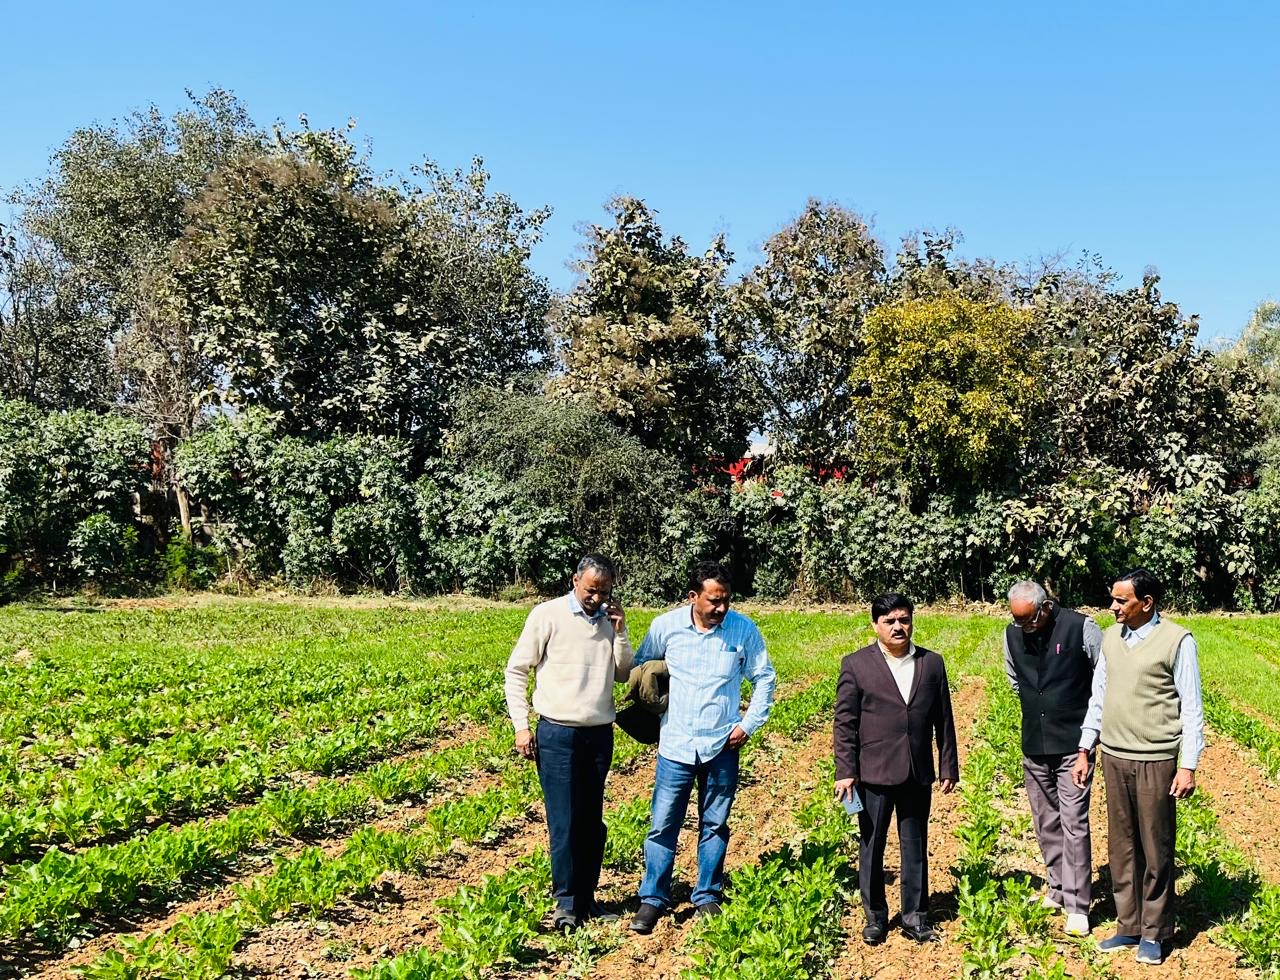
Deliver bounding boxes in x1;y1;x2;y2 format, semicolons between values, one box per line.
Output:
862;921;888;945
902;922;936;943
628;902;663;934
552;908;580;931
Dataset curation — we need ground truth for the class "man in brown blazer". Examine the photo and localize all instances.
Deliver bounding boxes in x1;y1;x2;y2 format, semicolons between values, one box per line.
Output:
833;592;959;945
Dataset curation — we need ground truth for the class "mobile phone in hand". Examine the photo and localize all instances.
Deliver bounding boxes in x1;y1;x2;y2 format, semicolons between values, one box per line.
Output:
842;793;863;816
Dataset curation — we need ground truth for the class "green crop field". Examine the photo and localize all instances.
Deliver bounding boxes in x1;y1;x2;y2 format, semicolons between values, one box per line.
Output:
0;598;1277;979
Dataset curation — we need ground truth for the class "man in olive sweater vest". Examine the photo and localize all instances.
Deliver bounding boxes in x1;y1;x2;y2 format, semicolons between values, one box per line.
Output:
1004;581;1102;937
1071;568;1205;967
505;554;634;930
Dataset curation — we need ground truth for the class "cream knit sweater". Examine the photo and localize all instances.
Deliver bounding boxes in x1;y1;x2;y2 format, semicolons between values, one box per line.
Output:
504;594;634;730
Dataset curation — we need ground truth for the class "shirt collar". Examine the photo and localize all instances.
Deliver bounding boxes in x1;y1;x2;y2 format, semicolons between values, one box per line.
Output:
877;641;917;661
1121;611;1160;640
566;591;604;620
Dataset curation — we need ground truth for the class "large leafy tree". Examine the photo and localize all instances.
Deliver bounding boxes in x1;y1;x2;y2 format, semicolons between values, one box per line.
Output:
550;197;752;469
0;226;114;408
853;294;1043;496
164;124;552;442
9;88;266;421
1031;272;1260;488
732;201;885;465
1226;300;1280;470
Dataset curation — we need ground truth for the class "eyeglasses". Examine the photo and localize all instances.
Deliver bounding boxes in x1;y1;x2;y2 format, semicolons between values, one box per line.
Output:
1011;604;1048;628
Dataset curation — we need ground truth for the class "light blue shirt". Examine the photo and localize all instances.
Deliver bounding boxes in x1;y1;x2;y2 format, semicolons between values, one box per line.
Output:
1078;613;1206;769
635;606;777;765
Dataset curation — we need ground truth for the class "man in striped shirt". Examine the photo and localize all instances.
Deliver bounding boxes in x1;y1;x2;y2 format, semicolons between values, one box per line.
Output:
628;561;777;935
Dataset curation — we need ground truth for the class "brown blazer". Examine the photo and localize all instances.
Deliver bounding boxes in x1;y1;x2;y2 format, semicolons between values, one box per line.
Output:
833;643;959;786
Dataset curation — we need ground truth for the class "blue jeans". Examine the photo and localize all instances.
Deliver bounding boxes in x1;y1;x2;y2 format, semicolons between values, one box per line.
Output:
638;746;740;909
536;719;613;917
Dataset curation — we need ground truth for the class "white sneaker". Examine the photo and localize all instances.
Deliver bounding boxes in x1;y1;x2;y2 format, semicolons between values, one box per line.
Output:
1065;913;1090;936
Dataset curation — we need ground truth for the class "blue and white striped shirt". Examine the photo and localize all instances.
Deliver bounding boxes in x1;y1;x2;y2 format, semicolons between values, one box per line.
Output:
635;606;777;764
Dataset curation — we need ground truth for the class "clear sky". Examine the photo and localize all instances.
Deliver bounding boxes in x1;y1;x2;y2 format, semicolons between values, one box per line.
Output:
3;1;1276;342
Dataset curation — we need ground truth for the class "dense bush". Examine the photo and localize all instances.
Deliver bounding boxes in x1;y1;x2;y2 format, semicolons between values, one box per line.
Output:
0;400;151;590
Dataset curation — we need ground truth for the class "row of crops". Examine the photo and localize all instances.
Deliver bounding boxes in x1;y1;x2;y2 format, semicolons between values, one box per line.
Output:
1;600;1279;978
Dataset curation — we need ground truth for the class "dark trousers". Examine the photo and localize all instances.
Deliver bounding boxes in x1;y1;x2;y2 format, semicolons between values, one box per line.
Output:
857;780;933;929
1101;752;1177;941
536;718;613;917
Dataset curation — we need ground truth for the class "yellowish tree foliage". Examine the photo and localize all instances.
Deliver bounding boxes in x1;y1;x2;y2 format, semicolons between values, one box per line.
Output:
854;295;1042;492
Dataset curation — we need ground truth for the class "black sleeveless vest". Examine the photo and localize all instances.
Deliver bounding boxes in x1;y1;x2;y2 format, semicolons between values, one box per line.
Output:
1005;604;1093;756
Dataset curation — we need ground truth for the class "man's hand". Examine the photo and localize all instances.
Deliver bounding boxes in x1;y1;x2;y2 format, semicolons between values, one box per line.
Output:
834;777;857;800
1071;750;1093;789
605;599;625;631
1170;767;1196;799
727;724;749;749
939;778;957;794
515;728;536;761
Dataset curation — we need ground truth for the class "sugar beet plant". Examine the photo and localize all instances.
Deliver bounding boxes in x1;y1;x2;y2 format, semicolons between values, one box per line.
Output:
682;778;858;980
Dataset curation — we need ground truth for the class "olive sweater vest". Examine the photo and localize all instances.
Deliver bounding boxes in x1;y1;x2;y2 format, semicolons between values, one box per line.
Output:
1100;619;1188;762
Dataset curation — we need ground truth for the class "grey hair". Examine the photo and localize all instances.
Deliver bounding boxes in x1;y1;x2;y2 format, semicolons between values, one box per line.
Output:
1007;580;1047;605
576;553;616;580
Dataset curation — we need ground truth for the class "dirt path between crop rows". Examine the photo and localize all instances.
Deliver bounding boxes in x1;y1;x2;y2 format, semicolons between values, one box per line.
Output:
198;717;836;979
825;676;987;980
24;676;1280;980
976;719;1279;979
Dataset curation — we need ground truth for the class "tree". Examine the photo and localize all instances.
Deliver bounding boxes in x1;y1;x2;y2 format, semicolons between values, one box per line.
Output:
853;294;1043;496
732;201;885;464
9;89;266;419
1031;272;1260;487
550;197;752;469
164;124;551;442
0;225;115;408
1228;299;1280;470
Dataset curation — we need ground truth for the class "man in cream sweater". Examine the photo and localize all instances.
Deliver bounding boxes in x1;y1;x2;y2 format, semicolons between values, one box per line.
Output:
505;554;634;930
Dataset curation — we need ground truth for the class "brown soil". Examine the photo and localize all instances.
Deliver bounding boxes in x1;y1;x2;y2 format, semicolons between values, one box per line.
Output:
22;679;1280;980
22;726;514;980
579;721;840;980
826;676;987;980
987;722;1273;980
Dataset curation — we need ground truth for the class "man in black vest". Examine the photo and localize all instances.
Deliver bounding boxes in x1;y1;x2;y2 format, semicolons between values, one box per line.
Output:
1004;580;1102;937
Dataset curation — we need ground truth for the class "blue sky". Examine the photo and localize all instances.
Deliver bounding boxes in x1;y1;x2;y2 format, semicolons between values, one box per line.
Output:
3;1;1276;342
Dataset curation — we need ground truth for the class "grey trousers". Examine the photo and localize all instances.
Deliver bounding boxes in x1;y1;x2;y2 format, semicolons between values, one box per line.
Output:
1024;752;1093;915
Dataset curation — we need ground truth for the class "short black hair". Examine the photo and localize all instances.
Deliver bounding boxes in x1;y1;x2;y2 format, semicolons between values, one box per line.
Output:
1115;567;1164;605
689;560;732;595
576;553;616;580
871;591;914;621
